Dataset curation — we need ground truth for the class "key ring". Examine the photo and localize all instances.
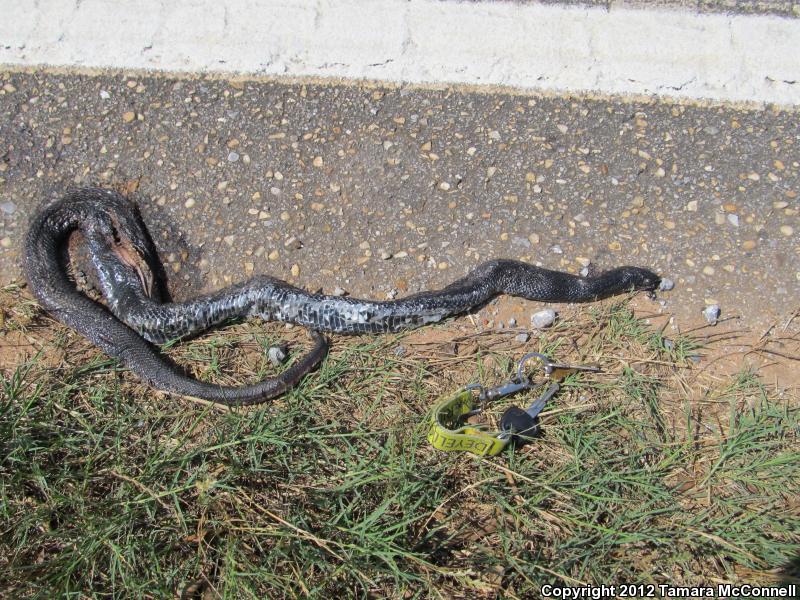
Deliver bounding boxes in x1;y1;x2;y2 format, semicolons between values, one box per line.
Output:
427;353;600;456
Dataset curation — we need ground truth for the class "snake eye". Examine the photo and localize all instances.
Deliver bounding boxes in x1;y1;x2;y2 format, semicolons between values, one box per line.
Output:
642;271;661;291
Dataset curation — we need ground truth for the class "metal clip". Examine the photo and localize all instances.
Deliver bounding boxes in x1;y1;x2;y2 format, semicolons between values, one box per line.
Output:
469;378;534;403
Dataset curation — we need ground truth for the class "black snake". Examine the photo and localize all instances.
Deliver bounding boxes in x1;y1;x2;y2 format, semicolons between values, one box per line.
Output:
23;188;661;405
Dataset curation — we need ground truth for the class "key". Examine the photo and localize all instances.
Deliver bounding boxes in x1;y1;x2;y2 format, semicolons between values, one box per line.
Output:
517;352;600;380
544;362;600;372
499;382;560;440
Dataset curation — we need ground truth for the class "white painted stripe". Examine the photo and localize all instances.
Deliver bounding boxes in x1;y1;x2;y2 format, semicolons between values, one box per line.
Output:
1;0;798;105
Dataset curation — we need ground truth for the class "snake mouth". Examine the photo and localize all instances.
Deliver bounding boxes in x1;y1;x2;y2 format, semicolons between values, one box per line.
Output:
112;240;155;298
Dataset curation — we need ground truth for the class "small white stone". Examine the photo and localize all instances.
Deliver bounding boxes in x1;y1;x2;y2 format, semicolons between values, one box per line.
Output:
703;304;721;325
507;317;517;327
531;309;556;329
99;90;111;99
267;345;288;366
514;332;529;343
659;278;675;291
727;213;739;227
332;286;347;296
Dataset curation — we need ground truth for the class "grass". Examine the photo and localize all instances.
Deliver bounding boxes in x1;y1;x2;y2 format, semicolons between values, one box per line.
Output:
0;285;798;598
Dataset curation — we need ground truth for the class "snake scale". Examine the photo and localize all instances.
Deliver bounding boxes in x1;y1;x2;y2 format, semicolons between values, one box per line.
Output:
23;187;661;405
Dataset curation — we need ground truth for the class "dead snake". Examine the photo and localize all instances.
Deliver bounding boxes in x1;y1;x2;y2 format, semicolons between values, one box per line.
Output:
23;188;661;405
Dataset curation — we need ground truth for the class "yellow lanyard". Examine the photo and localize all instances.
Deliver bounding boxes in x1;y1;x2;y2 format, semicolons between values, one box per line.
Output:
428;353;599;456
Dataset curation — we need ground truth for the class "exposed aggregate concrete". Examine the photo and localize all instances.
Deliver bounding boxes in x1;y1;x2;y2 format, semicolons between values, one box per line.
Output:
0;71;797;330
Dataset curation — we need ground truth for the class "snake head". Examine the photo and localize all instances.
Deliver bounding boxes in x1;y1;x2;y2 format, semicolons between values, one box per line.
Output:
621;267;661;292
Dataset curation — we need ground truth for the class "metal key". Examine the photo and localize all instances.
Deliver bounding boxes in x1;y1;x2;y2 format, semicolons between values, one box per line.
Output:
518;352;601;378
499;381;560;440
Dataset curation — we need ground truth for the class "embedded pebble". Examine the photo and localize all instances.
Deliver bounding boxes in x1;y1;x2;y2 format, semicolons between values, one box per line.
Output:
394;345;407;357
550;245;563;254
659;278;675;291
228;151;240;162
332;286;347;296
267;344;288;366
0;201;17;214
703;304;721;325
99;90;110;99
379;250;392;260
580;266;590;277
727;214;739;227
507;317;517;327
386;288;398;299
531;309;556;329
284;236;303;250
514;332;530;343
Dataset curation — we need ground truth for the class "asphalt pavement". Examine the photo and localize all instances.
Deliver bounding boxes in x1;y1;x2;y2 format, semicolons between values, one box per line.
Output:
1;70;797;331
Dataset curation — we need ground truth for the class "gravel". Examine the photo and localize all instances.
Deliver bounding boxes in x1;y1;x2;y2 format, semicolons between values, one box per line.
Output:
531;309;557;329
267;344;288;366
703;304;721;325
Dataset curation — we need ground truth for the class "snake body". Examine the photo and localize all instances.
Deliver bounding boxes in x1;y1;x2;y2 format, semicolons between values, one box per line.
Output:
23;188;661;405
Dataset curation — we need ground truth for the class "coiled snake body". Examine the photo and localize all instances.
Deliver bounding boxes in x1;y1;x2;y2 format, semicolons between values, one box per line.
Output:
23;188;661;405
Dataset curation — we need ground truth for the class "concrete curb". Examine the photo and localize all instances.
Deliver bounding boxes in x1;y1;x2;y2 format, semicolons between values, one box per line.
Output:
2;0;799;106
